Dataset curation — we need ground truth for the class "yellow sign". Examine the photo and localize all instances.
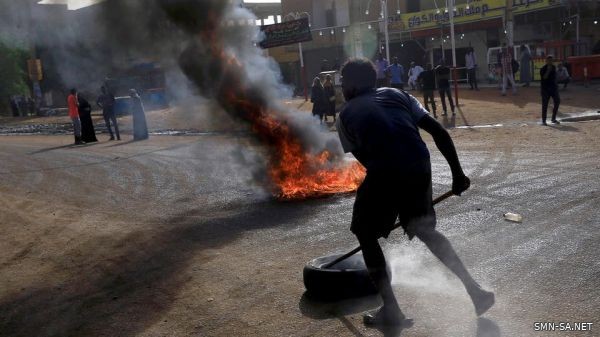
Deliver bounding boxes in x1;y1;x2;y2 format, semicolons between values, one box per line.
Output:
27;59;43;81
389;0;561;32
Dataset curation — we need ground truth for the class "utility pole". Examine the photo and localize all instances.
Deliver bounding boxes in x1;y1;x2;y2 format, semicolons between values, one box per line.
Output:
448;0;458;106
505;0;514;46
382;0;390;62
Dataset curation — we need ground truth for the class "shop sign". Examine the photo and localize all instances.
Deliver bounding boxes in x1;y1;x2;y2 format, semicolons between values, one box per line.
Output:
259;18;312;49
389;0;562;32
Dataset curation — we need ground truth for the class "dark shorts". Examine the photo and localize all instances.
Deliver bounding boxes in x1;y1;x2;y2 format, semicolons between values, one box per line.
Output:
351;163;435;240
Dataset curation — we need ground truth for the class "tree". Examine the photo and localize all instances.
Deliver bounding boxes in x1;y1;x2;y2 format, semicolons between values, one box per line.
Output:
0;40;29;115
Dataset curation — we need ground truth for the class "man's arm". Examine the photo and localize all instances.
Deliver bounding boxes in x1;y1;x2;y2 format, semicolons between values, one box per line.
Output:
417;115;470;195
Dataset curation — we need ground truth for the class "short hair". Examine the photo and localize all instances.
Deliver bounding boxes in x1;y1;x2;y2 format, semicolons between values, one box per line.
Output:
341;58;376;91
546;55;554;60
70;88;77;94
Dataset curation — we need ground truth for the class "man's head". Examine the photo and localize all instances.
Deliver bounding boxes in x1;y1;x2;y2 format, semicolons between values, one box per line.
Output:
101;86;107;94
70;88;77;95
426;63;432;70
557;62;563;69
546;55;554;65
392;56;398;64
341;58;376;101
410;61;415;67
376;53;383;61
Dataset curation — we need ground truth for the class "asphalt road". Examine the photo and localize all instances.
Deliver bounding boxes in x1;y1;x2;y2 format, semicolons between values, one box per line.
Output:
0;128;598;337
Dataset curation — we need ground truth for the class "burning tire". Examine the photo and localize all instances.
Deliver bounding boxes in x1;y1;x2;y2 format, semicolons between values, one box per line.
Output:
303;253;377;300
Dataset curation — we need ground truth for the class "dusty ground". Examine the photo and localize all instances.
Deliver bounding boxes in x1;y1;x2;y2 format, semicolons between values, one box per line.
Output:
0;85;599;336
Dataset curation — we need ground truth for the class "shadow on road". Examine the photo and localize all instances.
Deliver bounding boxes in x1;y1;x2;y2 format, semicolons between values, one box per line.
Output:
549;124;579;132
299;292;413;336
28;141;99;155
0;199;320;337
477;317;501;337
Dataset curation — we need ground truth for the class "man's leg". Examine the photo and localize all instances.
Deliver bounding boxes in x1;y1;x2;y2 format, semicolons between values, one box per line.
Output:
72;117;82;144
356;233;404;324
473;69;479;90
446;88;455;114
413;226;494;315
551;91;560;123
509;74;517;94
110;113;121;140
541;90;550;125
439;89;448;114
423;92;430;112
468;69;474;89
103;113;114;139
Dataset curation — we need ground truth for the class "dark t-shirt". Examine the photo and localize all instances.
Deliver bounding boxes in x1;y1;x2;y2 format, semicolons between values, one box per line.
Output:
540;64;558;92
336;88;430;174
418;70;436;90
435;65;451;89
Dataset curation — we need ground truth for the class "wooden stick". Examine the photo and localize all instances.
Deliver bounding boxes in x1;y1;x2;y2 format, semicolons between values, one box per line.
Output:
322;190;454;269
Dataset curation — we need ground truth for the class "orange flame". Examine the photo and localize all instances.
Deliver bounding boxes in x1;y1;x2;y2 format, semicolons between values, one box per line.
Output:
212;43;365;200
258;114;365;200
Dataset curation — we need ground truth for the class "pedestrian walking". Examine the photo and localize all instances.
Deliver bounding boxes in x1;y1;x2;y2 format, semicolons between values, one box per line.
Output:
435;61;455;115
407;62;424;90
323;74;336;122
129;89;149;140
310;77;326;124
78;94;98;143
418;63;437;118
336;58;494;327
501;44;517;96
540;56;561;125
96;86;120;140
556;62;570;90
375;53;389;88
386;57;405;90
519;45;532;87
67;89;83;145
465;47;479;90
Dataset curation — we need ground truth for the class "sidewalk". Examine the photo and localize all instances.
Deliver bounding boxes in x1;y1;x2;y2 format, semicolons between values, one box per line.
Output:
290;82;600;127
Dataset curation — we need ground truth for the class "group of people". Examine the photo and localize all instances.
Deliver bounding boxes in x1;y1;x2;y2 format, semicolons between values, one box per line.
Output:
67;87;148;145
374;53;425;91
310;74;336;123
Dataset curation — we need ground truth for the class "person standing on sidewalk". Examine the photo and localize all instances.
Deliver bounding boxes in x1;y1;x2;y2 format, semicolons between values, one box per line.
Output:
386;57;405;90
130;89;149;140
418;63;437;118
519;45;532;87
435;61;455;116
556;62;571;90
67;89;83;145
501;44;517;96
375;53;389;88
96;86;120;140
465;48;479;90
540;55;561;125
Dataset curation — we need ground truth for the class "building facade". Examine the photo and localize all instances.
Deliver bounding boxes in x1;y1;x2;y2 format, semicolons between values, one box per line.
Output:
270;0;599;90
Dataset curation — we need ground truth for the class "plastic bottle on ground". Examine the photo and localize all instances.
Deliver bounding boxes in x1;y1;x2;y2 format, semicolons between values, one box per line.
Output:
503;212;523;223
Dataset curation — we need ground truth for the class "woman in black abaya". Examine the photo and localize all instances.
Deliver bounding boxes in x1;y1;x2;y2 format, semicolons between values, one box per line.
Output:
78;94;98;143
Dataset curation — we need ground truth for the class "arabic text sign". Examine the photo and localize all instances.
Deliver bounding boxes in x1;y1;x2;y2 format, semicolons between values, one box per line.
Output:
389;0;561;32
259;18;312;49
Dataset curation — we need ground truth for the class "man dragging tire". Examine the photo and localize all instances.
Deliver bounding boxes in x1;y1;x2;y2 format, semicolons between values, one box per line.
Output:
336;58;494;327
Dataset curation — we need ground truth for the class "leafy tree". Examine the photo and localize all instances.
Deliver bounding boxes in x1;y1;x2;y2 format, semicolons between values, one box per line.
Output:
0;40;29;115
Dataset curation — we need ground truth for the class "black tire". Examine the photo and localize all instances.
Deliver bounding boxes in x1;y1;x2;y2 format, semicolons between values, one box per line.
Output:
303;253;377;300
